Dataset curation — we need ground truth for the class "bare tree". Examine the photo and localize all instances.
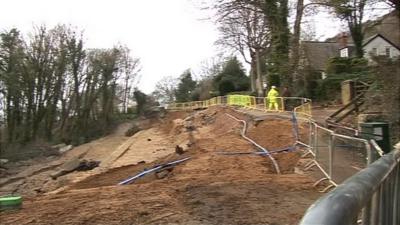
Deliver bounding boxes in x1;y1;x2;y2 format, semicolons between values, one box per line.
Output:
197;55;225;79
214;1;271;96
153;76;178;104
0;25;141;147
118;46;141;113
315;0;369;58
300;20;318;41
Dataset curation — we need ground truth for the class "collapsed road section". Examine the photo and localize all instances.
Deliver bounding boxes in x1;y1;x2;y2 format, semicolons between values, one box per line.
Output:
0;106;322;225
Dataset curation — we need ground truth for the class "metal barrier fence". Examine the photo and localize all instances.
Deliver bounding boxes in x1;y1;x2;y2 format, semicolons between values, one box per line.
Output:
294;101;312;119
300;143;400;225
300;120;372;190
167;95;312;118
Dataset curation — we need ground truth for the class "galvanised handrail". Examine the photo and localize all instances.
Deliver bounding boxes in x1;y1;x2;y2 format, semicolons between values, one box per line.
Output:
300;143;400;225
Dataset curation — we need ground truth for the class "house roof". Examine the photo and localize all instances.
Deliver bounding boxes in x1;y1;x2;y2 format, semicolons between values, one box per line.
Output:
326;11;400;49
362;11;400;48
362;33;400;51
302;41;340;71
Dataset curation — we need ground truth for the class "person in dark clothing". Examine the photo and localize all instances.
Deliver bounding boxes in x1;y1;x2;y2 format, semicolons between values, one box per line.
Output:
282;87;291;97
281;87;292;111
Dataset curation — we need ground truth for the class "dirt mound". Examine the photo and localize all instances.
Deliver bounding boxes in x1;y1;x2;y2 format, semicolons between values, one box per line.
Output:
0;106;320;225
72;108;302;190
1;173;320;225
159;111;192;133
176;176;319;225
248;119;296;149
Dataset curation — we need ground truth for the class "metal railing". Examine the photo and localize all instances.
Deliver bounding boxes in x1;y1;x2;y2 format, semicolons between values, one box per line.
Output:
300;143;400;225
167;95;312;118
299;120;373;191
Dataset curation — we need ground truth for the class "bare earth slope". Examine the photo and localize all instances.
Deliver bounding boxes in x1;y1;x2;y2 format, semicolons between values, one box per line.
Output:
0;107;321;225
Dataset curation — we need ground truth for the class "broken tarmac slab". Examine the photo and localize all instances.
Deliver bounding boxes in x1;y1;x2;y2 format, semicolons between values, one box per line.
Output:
50;159;100;180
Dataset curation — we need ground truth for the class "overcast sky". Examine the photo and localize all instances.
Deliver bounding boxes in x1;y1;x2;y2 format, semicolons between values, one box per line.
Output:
0;0;388;93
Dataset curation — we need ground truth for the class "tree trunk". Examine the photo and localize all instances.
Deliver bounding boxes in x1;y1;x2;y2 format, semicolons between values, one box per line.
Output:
123;76;129;114
350;25;364;58
255;49;264;96
250;60;257;93
289;0;304;91
5;97;14;142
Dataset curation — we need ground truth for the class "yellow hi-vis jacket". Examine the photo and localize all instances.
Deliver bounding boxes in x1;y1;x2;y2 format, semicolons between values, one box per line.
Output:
267;88;279;103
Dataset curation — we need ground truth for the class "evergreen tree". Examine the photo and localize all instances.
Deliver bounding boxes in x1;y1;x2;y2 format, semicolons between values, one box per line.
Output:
213;57;250;95
175;70;197;102
133;89;147;115
262;0;290;88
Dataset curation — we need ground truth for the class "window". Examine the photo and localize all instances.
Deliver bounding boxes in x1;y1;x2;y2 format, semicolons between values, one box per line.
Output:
340;48;348;57
385;47;391;57
371;48;377;56
321;72;327;80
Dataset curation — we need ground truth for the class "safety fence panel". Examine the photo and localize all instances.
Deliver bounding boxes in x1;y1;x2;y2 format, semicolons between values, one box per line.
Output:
246;96;257;109
190;101;204;109
249;97;265;110
215;96;225;105
304;121;375;188
294;101;312;118
294;119;313;151
169;103;183;110
227;95;254;107
166;95;312;118
313;124;334;179
331;134;369;184
306;120;314;148
300;145;400;225
208;98;215;107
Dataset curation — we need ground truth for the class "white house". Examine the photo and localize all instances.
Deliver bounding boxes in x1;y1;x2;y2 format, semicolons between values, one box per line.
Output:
363;34;400;60
339;33;400;60
336;11;400;61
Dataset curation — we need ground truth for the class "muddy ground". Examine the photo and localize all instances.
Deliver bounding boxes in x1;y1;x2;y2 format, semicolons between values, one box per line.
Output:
0;106;321;225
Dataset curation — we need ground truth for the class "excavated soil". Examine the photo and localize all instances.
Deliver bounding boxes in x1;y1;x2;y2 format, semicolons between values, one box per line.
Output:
0;106;321;225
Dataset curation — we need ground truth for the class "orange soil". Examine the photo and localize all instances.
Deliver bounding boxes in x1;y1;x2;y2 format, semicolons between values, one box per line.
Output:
0;106;321;225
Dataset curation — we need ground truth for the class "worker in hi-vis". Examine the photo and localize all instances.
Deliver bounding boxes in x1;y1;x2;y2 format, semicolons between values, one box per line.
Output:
267;86;279;111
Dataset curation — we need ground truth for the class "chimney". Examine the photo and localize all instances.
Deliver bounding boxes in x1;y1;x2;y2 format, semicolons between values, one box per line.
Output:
338;32;348;48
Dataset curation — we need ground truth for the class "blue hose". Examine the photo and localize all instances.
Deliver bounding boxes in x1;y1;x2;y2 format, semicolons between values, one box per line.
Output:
118;157;191;185
216;147;295;156
291;112;300;141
